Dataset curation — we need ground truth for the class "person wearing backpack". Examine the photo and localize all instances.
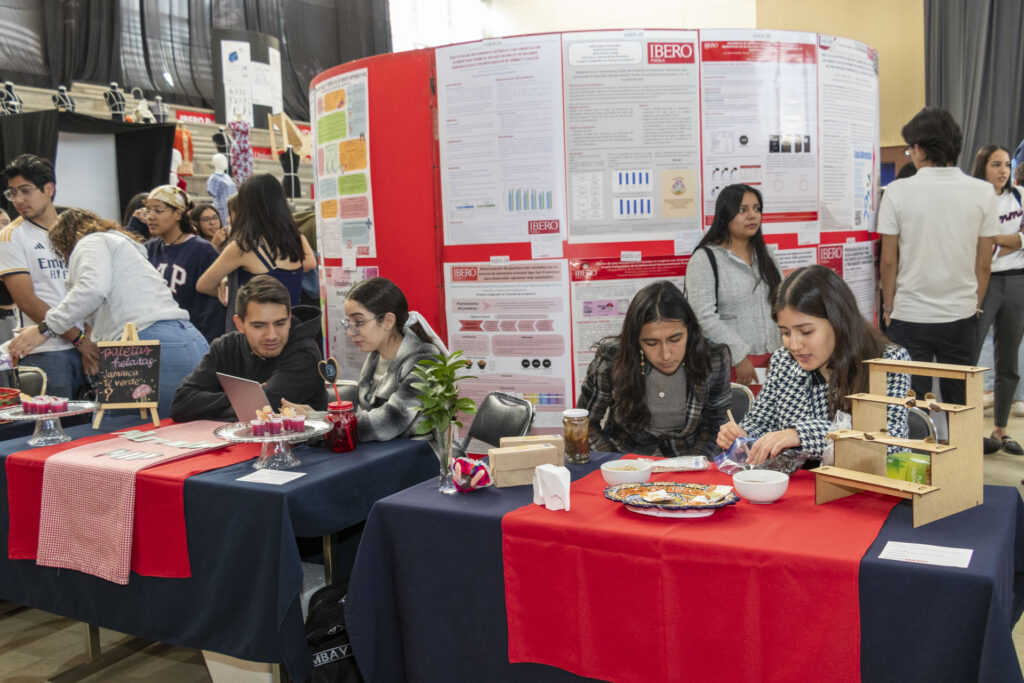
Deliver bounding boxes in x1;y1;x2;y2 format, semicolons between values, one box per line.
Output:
684;184;782;393
971;144;1024;455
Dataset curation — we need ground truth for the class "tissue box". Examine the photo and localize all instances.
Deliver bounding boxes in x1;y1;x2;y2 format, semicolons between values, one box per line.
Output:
489;443;561;488
886;450;931;485
499;434;565;460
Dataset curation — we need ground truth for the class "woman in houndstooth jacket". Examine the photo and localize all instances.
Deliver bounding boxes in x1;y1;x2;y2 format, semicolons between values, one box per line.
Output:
577;281;731;458
718;265;910;465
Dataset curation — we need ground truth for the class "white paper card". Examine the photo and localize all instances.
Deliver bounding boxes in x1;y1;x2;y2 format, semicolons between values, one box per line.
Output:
237;470;308;485
673;230;702;256
620;250;642;262
341;243;358;271
878;541;973;568
531;235;563;259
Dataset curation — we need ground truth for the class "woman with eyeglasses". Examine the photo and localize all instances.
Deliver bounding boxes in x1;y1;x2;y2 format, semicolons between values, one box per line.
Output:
196;174;315;334
189;203;228;251
144;186;225;343
8;208;208;417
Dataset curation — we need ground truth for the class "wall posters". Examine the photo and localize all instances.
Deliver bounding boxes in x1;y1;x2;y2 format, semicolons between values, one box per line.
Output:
437;35;568;247
562;30;702;243
444;260;573;430
816;241;875;321
321;265;379;380
568;256;687;394
817;35;880;231
221;40;253;123
310;68;376;260
699;30;819;234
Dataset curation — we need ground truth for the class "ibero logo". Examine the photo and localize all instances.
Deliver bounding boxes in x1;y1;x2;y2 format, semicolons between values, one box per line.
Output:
528;219;560;235
648;43;695;64
451;266;478;282
818;245;842;261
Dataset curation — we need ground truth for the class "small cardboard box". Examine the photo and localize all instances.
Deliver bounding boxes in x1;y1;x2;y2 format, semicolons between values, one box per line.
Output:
499;434;565;460
489;443;561;488
886;450;931;485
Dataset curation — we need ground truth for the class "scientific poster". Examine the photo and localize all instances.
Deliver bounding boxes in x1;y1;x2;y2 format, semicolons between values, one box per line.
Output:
221;40;252;123
437;35;568;246
700;30;818;233
842;241;876;321
444;260;573;429
569;256;686;395
817;35;880;231
321;265;379;380
562;30;702;243
309;68;376;259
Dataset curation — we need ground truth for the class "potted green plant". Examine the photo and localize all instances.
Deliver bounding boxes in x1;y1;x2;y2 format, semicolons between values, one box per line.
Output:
412;350;477;494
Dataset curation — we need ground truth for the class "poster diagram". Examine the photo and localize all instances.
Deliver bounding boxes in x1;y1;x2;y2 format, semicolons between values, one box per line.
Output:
817;35;880;231
437;35;568;246
310;67;376;259
444;260;573;430
321;265;379;379
700;30;819;234
569;256;687;394
563;30;702;244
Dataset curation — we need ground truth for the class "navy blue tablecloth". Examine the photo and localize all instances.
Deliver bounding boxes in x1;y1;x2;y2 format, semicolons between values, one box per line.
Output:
0;418;438;681
346;453;1024;682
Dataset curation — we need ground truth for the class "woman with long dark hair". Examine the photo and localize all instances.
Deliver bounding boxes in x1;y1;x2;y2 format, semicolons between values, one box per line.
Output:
189;202;227;251
576;280;731;457
196;173;315;322
686;184;781;389
144;186;225;343
717;265;910;465
970;144;1024;454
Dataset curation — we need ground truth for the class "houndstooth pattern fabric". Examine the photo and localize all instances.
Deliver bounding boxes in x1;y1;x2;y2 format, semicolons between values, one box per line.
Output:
36;421;227;585
577;338;732;458
741;345;911;456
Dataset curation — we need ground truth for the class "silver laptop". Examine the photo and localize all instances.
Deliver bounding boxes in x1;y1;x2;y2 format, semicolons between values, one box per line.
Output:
217;372;272;422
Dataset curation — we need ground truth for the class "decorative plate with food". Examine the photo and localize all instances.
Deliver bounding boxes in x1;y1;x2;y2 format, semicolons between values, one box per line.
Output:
603;481;739;511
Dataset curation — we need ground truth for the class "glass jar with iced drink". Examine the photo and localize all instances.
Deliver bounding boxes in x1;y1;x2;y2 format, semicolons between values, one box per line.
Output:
563;408;590;464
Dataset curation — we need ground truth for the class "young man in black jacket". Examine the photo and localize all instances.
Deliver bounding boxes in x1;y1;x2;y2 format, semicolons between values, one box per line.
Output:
171;275;326;421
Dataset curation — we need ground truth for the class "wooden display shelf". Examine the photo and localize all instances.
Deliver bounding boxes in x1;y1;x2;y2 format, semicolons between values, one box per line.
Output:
845;393;972;414
828;430;956;454
814;358;984;527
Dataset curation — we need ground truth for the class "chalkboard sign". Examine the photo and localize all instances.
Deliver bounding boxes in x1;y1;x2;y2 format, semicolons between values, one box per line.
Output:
93;323;161;428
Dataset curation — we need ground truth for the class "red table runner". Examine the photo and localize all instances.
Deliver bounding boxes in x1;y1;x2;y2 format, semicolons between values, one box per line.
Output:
7;421;259;578
502;462;899;683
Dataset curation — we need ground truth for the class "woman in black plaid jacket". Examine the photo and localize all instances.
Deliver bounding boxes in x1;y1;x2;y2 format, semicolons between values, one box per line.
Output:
717;265;910;465
577;281;731;458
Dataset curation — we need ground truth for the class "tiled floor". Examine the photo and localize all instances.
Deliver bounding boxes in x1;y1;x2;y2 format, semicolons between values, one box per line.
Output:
3;409;1024;681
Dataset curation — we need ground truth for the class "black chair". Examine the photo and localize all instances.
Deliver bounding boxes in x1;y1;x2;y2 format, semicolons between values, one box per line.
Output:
16;366;46;397
906;406;937;441
729;383;755;423
458;392;534;453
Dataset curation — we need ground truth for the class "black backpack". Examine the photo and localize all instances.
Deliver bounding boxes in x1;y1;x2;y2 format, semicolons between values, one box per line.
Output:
306;582;363;683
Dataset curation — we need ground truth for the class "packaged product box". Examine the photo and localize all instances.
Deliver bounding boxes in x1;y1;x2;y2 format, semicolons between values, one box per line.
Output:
489;443;561;488
886;450;931;485
499;434;565;460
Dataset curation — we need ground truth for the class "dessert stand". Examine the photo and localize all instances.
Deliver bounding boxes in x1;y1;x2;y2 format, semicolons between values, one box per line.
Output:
214;418;331;470
0;401;99;446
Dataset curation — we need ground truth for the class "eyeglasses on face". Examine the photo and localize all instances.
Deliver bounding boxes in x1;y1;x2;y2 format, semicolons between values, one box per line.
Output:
341;315;382;333
3;184;39;201
144;206;172;216
199;215;221;224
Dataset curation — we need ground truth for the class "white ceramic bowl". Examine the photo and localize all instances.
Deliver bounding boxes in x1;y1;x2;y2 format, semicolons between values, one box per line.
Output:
732;469;789;504
600;459;653;485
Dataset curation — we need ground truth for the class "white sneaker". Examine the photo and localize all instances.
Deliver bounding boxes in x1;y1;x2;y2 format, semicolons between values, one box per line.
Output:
1013;400;1024;418
983;391;995;409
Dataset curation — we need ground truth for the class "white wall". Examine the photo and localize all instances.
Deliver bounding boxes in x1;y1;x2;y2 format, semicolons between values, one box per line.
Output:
54;132;121;222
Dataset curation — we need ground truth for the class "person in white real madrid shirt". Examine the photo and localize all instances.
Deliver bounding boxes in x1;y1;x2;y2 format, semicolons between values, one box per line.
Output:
0;154;96;397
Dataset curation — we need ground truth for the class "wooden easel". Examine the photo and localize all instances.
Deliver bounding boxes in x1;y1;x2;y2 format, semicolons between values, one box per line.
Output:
812;358;985;527
92;323;160;429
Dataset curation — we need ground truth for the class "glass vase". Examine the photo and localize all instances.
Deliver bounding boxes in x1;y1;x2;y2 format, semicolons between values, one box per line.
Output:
436;424;458;495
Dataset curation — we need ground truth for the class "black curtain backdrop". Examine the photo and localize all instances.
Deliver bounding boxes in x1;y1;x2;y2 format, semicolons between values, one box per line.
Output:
924;0;1024;169
0;111;175;219
0;0;392;122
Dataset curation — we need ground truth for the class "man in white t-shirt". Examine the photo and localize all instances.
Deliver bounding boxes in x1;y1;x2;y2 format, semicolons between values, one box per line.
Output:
0;154;96;397
878;107;999;406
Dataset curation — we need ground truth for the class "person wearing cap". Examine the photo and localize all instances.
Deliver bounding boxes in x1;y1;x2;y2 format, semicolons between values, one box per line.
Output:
144;185;225;343
7;208;208;417
170;275;326;422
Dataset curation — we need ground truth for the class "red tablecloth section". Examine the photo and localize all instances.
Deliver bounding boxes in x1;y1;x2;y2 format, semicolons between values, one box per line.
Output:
7;421;260;578
502;462;899;683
